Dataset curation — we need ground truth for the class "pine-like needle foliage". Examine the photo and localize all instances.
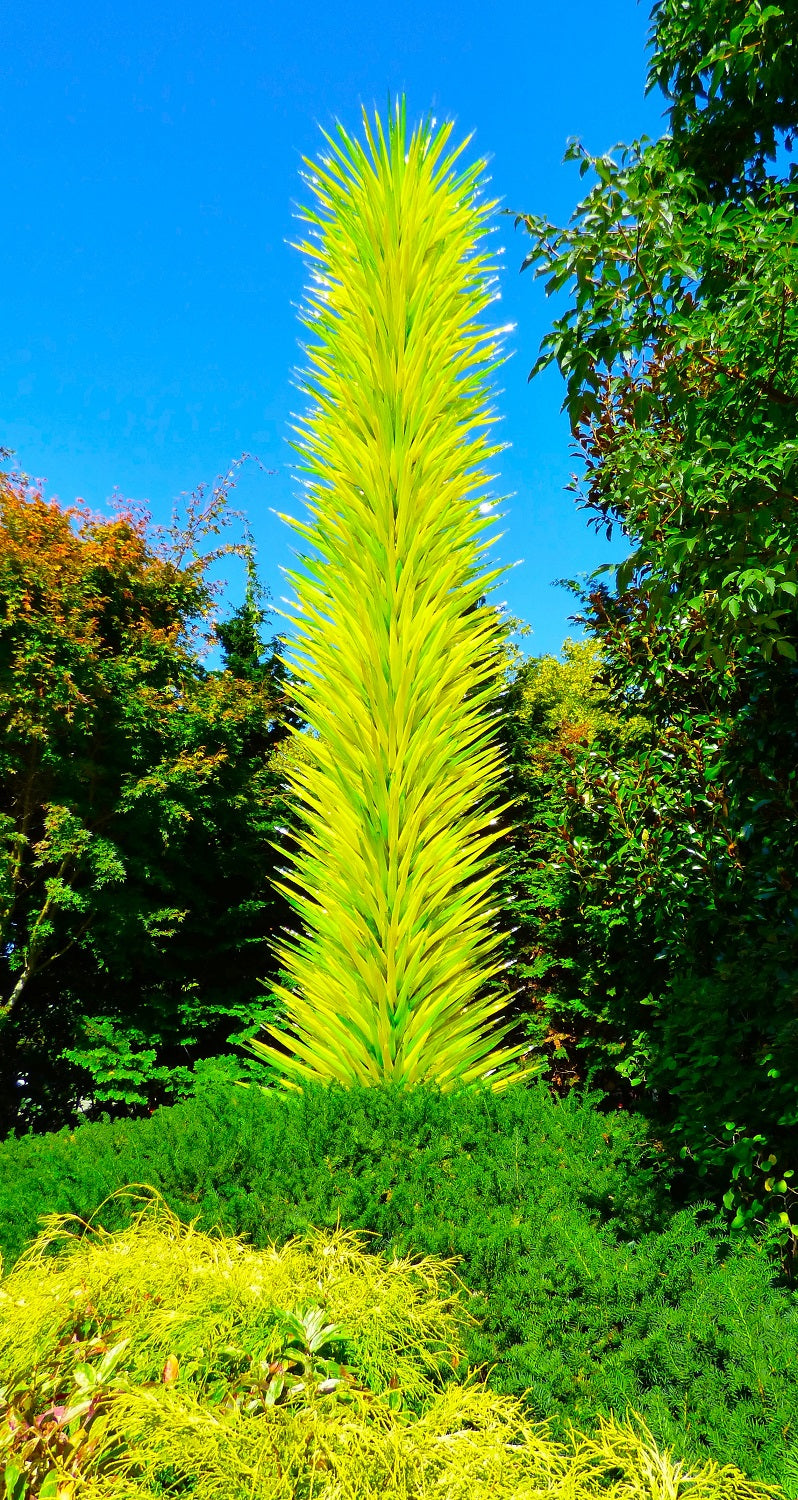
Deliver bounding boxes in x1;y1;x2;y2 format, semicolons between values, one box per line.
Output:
250;98;543;1093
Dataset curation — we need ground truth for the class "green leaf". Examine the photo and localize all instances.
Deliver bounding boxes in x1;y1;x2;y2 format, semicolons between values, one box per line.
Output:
2;1462;26;1500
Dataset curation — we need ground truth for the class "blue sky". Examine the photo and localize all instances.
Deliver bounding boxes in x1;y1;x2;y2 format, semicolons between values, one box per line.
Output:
2;0;666;666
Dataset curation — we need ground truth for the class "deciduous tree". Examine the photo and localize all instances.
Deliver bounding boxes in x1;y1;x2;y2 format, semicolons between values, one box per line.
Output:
0;457;302;1134
510;0;798;1270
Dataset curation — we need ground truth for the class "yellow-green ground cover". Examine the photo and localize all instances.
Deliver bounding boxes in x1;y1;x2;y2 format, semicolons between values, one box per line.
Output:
0;1190;787;1500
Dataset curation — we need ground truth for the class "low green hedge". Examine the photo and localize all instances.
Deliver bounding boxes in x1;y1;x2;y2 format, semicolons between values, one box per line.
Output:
2;1073;797;1493
0;1071;675;1269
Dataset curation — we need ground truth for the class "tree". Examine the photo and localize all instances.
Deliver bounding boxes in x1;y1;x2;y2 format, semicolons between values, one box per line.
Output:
0;457;303;1135
514;137;798;672
246;99;545;1094
488;637;656;1102
509;0;798;1271
649;0;798;194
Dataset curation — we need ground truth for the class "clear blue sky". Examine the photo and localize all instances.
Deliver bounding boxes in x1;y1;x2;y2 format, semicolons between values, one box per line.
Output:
2;0;666;666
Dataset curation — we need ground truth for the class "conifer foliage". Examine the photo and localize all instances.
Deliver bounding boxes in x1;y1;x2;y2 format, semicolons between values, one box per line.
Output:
249;99;542;1092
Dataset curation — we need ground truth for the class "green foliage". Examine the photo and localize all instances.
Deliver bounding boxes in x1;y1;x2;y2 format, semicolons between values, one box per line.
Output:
496;624;798;1236
515;140;798;669
482;635;669;1108
0;1077;674;1274
3;1194;777;1500
0;1196;461;1497
507;0;798;1273
1;1080;797;1489
0;1193;465;1418
649;0;798;193
0;459;306;1136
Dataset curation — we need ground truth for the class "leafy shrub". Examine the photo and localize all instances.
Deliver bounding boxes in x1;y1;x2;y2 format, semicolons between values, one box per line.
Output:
0;1193;787;1500
461;1197;798;1487
1;1077;797;1490
0;1075;676;1272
